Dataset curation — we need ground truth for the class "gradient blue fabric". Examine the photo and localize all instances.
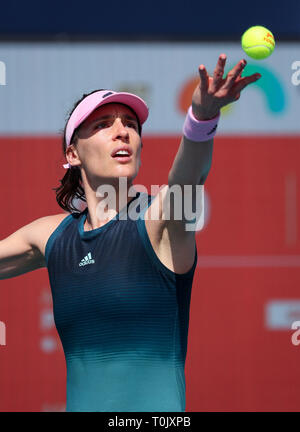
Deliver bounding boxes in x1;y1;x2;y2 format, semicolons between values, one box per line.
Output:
45;191;198;412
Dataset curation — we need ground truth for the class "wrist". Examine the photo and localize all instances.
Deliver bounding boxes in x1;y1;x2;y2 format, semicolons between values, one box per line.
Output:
191;106;220;121
192;110;220;121
183;105;220;142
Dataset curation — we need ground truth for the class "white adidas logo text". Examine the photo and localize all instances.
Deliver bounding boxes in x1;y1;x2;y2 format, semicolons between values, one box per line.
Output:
79;252;95;267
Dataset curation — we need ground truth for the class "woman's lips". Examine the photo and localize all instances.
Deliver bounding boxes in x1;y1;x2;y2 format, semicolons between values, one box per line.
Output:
112;155;133;163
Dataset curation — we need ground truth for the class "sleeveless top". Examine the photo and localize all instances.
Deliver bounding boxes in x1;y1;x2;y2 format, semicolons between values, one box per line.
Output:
45;191;198;412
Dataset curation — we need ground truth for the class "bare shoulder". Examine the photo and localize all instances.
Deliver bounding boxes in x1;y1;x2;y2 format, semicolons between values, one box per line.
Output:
27;212;70;258
144;185;196;274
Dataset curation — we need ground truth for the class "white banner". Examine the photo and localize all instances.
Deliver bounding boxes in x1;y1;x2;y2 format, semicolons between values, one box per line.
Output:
0;42;299;135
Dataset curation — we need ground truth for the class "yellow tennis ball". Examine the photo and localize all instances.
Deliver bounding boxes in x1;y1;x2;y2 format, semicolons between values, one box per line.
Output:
241;26;275;60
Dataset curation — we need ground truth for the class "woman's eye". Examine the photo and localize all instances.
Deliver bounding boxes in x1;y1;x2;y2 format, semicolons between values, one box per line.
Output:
96;122;109;129
95;121;137;130
128;123;137;129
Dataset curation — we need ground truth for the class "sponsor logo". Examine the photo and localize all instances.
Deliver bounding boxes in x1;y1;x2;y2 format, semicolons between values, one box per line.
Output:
207;124;218;135
79;252;95;267
102;91;114;98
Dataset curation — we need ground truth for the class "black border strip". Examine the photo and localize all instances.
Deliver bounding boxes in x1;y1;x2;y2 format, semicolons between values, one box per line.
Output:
0;34;299;43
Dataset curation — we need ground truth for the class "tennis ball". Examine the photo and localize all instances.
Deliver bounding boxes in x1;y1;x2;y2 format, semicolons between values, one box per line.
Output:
241;26;275;60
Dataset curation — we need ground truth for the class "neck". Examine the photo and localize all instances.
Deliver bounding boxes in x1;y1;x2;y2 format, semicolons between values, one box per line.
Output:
82;176;139;231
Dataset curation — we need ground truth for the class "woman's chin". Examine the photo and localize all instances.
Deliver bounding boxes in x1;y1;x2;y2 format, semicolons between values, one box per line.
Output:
114;166;139;179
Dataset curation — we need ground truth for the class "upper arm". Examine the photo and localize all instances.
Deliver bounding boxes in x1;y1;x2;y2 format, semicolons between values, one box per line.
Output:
0;216;60;280
144;186;197;274
145;184;202;238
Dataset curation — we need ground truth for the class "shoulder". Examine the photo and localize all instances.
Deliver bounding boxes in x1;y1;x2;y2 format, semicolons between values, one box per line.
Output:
30;212;71;232
145;185;196;239
26;212;72;257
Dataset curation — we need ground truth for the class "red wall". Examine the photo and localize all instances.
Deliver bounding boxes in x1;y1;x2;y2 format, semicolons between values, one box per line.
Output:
0;135;299;411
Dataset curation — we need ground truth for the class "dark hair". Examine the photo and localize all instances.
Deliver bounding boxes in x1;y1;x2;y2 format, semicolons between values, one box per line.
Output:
53;89;142;214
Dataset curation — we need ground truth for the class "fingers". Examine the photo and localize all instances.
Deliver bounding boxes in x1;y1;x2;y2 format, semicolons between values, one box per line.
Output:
196;54;262;106
236;67;244;80
233;73;262;93
211;54;226;92
223;59;247;90
198;64;209;92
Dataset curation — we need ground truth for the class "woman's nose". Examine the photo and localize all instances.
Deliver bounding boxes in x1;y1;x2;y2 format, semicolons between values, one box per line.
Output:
112;118;128;137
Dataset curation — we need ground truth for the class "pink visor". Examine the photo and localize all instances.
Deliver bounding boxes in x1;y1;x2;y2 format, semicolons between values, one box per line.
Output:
63;90;149;169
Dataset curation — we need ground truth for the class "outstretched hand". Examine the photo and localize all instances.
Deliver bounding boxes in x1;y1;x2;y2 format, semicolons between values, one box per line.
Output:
192;54;262;120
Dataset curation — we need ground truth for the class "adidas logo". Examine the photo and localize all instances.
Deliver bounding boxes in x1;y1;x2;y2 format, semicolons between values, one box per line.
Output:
79;252;95;267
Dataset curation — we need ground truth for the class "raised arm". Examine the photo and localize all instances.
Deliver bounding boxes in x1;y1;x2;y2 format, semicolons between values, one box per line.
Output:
169;54;261;188
167;54;262;230
0;218;48;280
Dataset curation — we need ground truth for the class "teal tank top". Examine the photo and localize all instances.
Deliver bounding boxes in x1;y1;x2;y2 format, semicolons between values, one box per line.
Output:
45;191;198;412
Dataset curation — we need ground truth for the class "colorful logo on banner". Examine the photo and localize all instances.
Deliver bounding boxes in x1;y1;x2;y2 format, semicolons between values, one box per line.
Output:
178;63;286;116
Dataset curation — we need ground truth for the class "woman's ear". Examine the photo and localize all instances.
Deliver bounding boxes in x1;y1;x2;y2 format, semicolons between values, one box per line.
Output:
66;143;81;168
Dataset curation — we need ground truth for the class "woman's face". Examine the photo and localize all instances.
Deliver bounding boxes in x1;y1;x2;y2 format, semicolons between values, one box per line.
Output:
66;102;142;186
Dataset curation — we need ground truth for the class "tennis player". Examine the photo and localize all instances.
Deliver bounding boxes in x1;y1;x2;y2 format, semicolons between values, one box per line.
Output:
0;54;260;412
